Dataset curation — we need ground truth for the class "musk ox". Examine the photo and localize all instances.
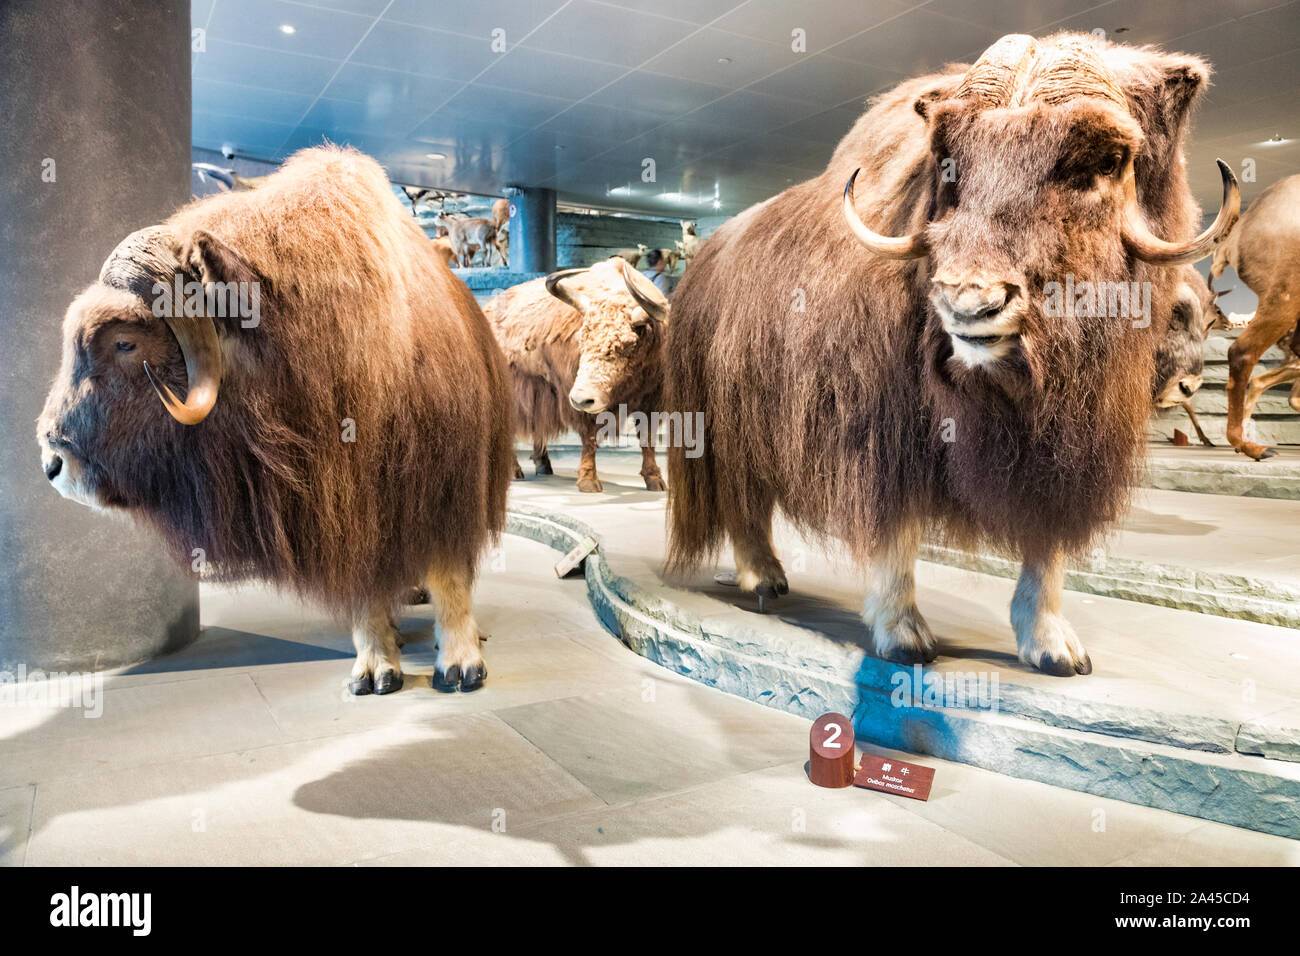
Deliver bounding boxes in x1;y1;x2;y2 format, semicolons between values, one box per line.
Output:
37;146;514;695
1210;173;1300;459
1151;265;1227;445
484;257;669;492
665;33;1238;677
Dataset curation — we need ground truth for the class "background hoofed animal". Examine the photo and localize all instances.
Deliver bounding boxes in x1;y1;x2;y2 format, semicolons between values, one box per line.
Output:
1151;265;1228;445
665;32;1238;677
37;146;514;695
485;257;669;492
1210;173;1300;459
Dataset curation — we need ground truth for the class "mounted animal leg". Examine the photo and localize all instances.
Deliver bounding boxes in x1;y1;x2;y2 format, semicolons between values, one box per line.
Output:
1011;548;1090;676
428;561;487;693
575;421;602;493
532;437;553;476
1244;357;1300;422
635;414;667;491
725;498;787;602
862;518;937;665
1180;402;1214;447
348;599;404;695
1226;297;1298;460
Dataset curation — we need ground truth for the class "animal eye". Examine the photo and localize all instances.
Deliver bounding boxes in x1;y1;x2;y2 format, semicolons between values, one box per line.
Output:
115;340;136;354
1096;153;1122;177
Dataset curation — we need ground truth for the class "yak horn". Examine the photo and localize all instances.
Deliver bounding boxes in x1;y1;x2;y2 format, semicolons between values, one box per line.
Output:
616;258;668;324
544;267;591;314
842;169;929;259
1122;159;1240;266
144;311;222;425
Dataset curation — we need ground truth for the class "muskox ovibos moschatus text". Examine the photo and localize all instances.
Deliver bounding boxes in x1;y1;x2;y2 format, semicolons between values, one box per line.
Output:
37;146;514;695
485;256;670;493
665;32;1239;676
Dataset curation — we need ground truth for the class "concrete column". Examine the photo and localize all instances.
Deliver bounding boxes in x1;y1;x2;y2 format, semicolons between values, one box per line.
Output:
0;0;200;672
508;187;557;274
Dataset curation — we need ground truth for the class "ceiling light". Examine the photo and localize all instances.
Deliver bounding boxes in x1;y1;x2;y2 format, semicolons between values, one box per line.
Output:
425;152;446;160
280;24;296;34
1258;135;1292;146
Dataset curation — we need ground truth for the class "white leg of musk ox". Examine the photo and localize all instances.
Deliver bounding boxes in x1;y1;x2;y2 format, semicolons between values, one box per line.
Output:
349;601;403;692
490;27;506;53
1010;549;1092;676
427;563;487;681
862;518;937;664
41;157;56;182
732;512;787;595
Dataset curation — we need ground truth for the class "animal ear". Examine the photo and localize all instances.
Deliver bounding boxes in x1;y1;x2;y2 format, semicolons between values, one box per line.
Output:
173;229;259;288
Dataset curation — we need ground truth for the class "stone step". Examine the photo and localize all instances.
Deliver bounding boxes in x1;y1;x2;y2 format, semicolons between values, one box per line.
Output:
1150;410;1300;445
504;488;1300;839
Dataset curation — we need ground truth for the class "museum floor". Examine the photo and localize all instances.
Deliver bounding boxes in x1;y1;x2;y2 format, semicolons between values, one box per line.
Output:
2;446;1299;866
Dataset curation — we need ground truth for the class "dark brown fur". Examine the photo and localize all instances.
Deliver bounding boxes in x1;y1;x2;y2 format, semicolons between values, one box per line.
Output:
667;33;1209;571
39;146;514;621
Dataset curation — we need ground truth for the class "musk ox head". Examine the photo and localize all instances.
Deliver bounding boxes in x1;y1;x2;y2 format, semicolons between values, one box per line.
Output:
544;257;668;414
842;33;1238;378
37;226;247;510
1151;266;1225;408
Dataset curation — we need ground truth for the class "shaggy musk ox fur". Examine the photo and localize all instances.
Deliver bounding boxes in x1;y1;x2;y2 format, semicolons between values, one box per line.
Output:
484;257;669;493
665;32;1238;676
37;146;513;695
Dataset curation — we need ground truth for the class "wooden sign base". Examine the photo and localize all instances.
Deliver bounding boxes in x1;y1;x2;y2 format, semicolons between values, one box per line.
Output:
809;712;856;788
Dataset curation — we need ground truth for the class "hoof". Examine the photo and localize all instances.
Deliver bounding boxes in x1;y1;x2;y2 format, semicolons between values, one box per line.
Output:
1236;441;1279;461
433;665;461;693
1036;653;1092;677
576;477;603;493
879;643;938;666
534;459;554;476
460;663;488;692
373;670;404;695
756;581;789;598
348;674;374;696
643;474;668;492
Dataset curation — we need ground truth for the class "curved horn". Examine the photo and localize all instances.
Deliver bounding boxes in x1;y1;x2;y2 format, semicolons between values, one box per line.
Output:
842;169;929;260
616;258;668;324
544;267;591;314
1122;159;1240;267
144;310;223;426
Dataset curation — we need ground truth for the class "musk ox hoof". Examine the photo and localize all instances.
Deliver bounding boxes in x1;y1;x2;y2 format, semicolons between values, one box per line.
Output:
460;663;487;692
576;476;603;493
513;462;526;480
433;665;461;692
643;474;668;492
348;674;374;696
1017;613;1091;677
868;605;939;665
373;669;404;695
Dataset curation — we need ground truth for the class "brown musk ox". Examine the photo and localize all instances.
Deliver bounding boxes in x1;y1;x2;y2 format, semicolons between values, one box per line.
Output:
36;146;514;695
484;257;669;492
664;33;1238;677
1151;265;1229;445
1210;173;1300;459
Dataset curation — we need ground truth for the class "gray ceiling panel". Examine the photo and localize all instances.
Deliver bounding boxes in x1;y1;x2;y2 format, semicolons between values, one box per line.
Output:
190;0;1300;217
